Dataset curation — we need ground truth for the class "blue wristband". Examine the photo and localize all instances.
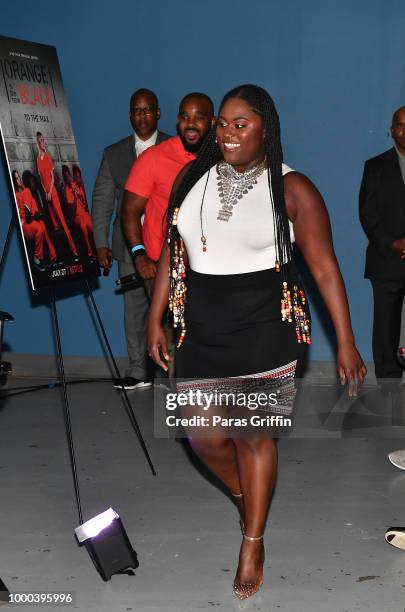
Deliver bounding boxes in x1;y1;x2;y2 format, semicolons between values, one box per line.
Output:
131;244;145;255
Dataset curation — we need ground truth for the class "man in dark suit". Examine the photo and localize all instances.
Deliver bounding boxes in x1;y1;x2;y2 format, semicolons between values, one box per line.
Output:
91;88;170;389
359;106;405;389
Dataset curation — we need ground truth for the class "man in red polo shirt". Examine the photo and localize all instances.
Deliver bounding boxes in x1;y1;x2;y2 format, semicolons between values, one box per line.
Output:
122;92;215;281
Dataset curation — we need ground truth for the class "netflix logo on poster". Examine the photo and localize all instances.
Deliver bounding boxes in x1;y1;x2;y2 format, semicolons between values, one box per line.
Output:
69;265;83;276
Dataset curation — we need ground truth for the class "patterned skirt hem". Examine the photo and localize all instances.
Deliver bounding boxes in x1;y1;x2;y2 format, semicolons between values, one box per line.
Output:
176;360;298;416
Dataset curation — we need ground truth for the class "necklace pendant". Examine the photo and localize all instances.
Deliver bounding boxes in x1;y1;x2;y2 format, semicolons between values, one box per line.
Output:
217;208;233;222
201;235;207;252
216;159;266;223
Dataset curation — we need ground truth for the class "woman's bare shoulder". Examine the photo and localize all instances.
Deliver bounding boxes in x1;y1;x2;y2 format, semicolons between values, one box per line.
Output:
284;171;325;221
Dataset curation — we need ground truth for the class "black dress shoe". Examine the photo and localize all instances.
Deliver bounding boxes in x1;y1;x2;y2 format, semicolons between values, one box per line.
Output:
113;377;152;390
385;527;405;550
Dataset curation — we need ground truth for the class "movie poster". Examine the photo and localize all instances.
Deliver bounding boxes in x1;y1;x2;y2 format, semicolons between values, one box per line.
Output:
0;35;99;290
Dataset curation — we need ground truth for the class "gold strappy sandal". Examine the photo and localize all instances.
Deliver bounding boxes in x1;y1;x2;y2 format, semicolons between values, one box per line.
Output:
233;533;264;600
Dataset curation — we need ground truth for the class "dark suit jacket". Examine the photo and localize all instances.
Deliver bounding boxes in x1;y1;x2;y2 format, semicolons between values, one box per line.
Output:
359;147;405;280
91;130;170;263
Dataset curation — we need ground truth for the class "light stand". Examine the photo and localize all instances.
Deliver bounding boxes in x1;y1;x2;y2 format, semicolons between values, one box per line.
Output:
0;208;155;580
0;217;13;278
83;279;155;473
49;288;84;522
49;284;155;580
0;217;14;386
0;310;14;385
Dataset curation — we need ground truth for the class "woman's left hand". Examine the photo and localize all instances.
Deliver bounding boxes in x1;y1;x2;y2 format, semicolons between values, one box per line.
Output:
337;343;367;397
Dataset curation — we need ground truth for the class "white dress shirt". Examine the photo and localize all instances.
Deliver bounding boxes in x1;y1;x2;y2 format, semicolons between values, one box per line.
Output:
134;130;158;157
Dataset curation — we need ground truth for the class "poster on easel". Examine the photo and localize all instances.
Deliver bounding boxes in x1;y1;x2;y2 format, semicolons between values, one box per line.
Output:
0;35;99;290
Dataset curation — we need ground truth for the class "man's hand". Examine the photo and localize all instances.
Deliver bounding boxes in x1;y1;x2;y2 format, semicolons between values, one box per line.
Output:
96;247;113;271
391;238;405;258
135;254;157;279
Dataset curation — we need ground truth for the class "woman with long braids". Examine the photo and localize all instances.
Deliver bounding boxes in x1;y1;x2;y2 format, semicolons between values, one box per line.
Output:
148;84;366;599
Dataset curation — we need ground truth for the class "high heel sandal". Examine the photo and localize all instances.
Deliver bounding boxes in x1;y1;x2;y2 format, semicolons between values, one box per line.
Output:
233;533;264;600
231;492;245;534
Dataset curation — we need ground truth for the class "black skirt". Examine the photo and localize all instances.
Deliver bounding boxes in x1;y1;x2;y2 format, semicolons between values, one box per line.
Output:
175;268;306;415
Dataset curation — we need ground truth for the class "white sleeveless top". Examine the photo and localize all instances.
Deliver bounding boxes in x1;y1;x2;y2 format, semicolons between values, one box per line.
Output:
177;163;294;274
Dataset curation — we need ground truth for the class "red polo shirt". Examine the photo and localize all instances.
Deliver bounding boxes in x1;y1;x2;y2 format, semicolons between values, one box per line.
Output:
125;136;195;261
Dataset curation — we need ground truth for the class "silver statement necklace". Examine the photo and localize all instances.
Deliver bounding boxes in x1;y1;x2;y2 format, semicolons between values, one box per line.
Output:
216;159;267;222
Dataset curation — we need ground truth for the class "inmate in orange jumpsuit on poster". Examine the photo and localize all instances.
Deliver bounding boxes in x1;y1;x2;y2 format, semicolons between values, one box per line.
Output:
65;182;95;257
36;150;79;257
63;168;95;258
16;187;57;263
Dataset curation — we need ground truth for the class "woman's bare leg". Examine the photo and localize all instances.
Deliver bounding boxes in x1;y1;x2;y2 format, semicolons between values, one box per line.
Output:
233;436;278;594
180;404;245;522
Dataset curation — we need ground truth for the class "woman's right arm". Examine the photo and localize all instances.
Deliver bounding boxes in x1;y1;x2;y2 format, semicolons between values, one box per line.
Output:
147;242;170;371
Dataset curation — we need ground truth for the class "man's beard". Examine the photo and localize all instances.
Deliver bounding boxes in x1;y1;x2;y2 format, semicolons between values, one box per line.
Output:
177;125;206;153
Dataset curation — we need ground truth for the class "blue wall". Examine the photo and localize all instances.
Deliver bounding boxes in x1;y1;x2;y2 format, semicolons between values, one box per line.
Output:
1;0;405;362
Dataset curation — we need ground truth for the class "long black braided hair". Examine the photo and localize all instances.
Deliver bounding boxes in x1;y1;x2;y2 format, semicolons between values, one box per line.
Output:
168;84;310;346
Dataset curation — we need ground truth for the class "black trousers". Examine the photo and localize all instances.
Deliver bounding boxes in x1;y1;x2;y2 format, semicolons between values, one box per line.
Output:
371;278;405;381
